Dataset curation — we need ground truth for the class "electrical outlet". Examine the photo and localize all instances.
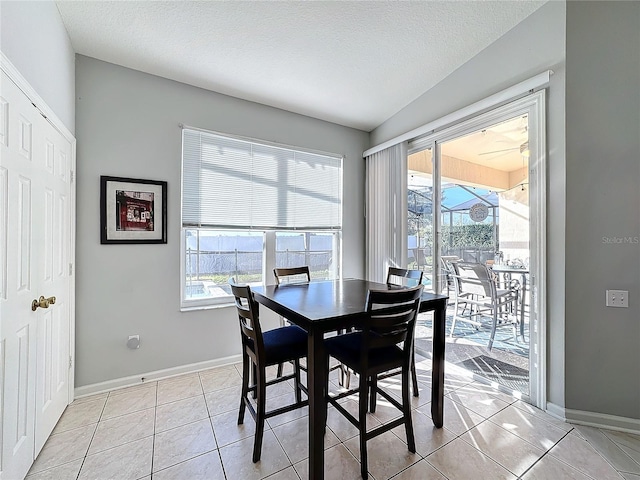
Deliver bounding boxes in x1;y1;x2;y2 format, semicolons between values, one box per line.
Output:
606;290;628;308
127;335;140;349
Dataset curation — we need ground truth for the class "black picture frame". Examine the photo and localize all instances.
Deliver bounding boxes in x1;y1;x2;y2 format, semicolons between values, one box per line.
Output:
100;176;167;244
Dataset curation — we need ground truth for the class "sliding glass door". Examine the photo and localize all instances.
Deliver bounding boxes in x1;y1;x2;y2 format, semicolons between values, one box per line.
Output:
407;147;436;291
408;94;546;407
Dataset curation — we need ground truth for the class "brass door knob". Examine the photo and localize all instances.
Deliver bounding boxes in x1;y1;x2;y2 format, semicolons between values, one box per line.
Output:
31;296;56;311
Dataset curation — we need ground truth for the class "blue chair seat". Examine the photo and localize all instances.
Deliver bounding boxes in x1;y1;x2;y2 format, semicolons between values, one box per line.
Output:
246;325;307;366
325;331;403;373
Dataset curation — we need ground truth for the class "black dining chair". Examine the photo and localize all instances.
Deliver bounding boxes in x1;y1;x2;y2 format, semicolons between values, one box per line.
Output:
382;267;424;398
273;266;311;288
324;284;423;479
228;278;309;463
386;266;424;288
273;266;349;386
273;267;311;378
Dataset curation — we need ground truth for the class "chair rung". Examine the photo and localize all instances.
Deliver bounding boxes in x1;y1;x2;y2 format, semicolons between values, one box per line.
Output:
327;397;360;429
264;399;309;419
376;368;401;381
365;417;405;441
242;398;258;423
328;388;359;403
264;372;296;387
373;387;403;411
247;373;297;394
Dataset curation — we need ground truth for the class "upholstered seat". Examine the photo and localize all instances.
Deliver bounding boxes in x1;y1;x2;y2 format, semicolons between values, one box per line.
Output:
258;325;307;365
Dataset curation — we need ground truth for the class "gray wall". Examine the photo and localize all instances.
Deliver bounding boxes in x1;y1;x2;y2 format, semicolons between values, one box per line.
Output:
0;0;75;133
370;1;568;410
565;2;640;419
75;56;368;387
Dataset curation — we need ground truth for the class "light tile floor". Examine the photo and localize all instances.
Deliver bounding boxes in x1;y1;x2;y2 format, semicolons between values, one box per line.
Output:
27;359;640;480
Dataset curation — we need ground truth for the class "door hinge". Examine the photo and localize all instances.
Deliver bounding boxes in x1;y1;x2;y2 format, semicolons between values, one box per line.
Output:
69;356;73;369
70;170;74;183
69;263;73;275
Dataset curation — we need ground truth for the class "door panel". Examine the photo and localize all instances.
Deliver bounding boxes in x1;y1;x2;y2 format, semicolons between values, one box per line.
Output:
409;109;539;404
35;120;71;454
1;70;72;479
2;70;39;480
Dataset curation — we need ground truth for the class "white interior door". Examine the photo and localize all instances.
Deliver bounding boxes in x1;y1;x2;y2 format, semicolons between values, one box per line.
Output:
33;100;72;454
1;70;72;480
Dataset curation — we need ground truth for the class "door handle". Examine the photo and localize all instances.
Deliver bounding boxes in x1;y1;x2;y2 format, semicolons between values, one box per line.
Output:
31;296;56;311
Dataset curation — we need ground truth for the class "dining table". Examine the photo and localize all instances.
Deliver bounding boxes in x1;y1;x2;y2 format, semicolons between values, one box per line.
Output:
252;278;448;480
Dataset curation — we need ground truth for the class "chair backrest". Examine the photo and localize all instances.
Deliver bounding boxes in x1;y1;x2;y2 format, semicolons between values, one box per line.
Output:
386;267;423;287
273;266;311;285
228;277;265;359
361;285;423;364
454;262;495;298
440;257;459;288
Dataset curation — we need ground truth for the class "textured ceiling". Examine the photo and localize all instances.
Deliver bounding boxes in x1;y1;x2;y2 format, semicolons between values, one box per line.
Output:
56;1;545;131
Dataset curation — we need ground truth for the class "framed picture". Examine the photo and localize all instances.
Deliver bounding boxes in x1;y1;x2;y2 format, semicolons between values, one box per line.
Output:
100;176;167;244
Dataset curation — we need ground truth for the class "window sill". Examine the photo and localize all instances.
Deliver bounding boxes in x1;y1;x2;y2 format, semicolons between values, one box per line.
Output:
180;302;235;313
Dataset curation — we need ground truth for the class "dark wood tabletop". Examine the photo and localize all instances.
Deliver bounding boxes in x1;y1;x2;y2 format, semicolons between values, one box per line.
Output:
252;278;448;480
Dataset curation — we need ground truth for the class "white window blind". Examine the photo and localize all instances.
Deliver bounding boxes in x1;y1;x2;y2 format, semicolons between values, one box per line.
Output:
182;129;342;230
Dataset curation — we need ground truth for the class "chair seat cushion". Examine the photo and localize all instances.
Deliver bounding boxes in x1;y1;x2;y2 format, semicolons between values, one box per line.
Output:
259;325;307;366
325;332;403;373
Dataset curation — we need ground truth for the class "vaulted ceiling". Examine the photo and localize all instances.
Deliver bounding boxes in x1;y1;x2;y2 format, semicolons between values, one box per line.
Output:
56;1;546;132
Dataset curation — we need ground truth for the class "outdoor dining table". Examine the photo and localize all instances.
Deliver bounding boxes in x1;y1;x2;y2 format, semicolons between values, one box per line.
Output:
490;264;529;338
252;278;448;480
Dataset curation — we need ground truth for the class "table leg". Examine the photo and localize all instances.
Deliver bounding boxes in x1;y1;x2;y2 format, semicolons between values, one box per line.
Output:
308;329;326;479
431;306;445;428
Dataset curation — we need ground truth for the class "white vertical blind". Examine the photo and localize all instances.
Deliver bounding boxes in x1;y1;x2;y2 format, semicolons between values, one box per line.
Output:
365;143;408;282
182;128;342;229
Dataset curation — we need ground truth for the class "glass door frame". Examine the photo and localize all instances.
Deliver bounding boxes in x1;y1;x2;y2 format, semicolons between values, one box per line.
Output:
408;92;547;408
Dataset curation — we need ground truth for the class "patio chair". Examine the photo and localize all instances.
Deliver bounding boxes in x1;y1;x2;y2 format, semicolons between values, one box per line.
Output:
449;262;519;350
440;256;460;300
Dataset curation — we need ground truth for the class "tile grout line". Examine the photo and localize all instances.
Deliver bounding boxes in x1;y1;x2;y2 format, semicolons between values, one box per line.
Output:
199;371;230;480
516;429;579;479
149;382;158;478
74;390;110;480
578;428;640;478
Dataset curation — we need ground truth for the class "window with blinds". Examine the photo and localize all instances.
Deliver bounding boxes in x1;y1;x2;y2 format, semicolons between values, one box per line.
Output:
182;129;342;230
180;127;343;308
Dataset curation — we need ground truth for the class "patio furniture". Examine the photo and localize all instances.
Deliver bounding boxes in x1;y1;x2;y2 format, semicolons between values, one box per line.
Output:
440;256;460;300
324;285;423;479
229;278;309;462
411;247;433;275
490;263;528;341
449;262;519;350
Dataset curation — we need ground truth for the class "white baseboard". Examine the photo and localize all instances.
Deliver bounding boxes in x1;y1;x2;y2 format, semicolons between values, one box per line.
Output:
545;402;566;421
547;402;640;435
74;354;242;399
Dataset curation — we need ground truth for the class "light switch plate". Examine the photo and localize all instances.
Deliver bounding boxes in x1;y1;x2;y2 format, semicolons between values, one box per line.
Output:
606;290;628;308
